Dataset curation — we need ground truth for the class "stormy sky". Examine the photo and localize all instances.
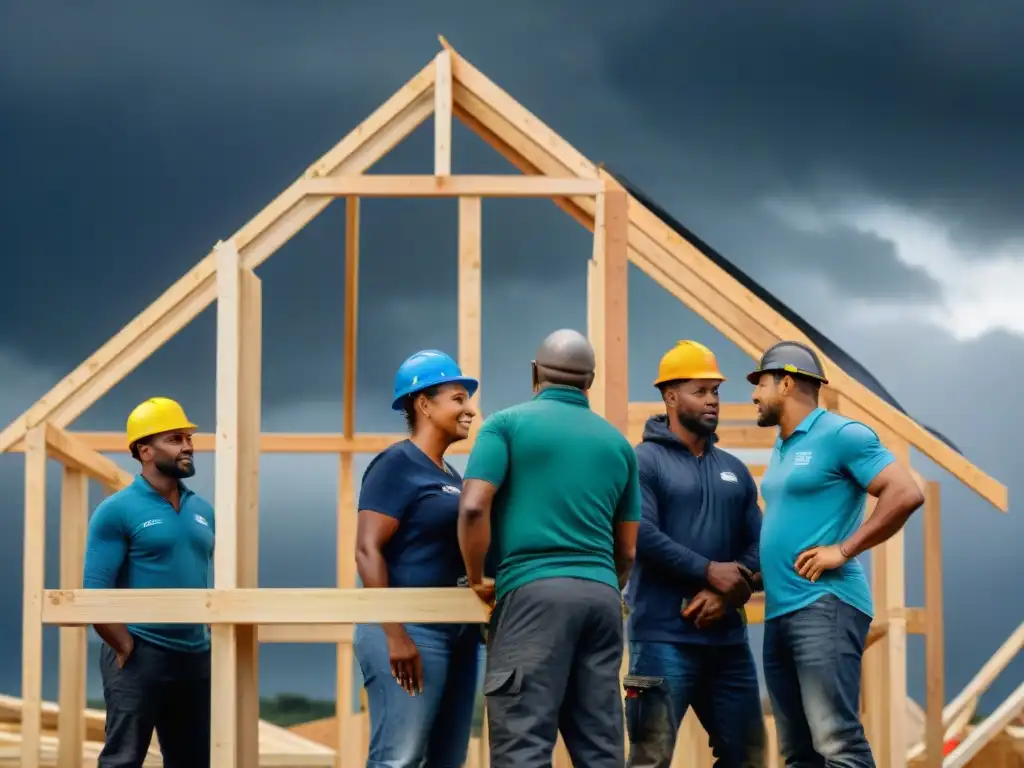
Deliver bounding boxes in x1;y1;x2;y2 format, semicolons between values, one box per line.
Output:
1;2;1021;714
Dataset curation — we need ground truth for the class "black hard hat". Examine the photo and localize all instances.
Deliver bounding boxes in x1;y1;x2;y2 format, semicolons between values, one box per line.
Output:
746;341;829;385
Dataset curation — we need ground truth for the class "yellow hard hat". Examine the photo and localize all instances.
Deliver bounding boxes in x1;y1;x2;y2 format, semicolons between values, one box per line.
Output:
654;340;727;386
126;397;197;449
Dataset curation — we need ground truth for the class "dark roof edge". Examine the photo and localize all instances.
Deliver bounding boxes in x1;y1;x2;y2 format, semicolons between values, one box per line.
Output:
603;166;962;455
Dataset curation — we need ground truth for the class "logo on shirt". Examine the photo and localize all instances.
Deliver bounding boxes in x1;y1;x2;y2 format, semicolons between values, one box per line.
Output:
719;471;738;483
440;484;461;495
794;451;813;466
194;514;210;527
130;518;164;537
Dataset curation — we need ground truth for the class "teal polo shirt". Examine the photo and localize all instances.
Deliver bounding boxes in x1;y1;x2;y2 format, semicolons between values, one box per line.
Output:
82;475;216;652
759;407;895;621
464;385;642;602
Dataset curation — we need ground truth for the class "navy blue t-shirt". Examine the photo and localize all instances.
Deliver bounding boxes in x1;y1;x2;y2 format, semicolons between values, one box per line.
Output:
358;439;467;589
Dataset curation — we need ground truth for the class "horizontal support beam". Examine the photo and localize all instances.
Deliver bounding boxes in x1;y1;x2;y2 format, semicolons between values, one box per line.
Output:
42;588;490;626
298;174;603;198
64;426;778;454
43;423;133;491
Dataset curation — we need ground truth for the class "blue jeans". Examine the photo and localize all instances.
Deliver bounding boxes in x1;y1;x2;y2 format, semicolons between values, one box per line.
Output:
624;640;765;767
354;623;482;768
762;594;874;767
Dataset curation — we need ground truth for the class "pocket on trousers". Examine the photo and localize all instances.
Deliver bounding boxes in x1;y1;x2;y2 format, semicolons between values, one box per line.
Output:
623;674;674;754
483;667;522;698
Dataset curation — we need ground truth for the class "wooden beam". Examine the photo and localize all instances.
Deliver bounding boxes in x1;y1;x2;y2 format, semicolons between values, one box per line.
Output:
211;240;262;767
336;195;361;768
458;196;483;440
43;423;132;491
434;50;452;175
298;174;602;198
42;588;492;626
922;481;944;768
629;402;759;423
944;681;1024;768
56;468;88;768
0;58;438;454
21;426;47;768
587;181;630;434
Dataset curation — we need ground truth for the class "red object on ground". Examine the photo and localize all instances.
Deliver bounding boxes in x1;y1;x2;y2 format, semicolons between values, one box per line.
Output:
943;738;960;755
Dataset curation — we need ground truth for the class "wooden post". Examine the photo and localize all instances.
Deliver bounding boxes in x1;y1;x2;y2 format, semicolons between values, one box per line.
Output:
211;239;262;767
21;425;47;768
458;195;482;429
922;481;944;768
434;50;453;176
337;196;362;766
56;468;89;768
586;180;629;432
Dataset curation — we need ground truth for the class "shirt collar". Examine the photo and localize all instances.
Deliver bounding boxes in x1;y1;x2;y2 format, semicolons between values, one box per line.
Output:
133;473;193;501
775;407;826;448
533;385;591;408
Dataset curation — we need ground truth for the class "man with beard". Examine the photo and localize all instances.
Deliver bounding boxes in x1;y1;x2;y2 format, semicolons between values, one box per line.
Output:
749;341;924;768
624;340;765;768
83;397;214;768
458;328;641;768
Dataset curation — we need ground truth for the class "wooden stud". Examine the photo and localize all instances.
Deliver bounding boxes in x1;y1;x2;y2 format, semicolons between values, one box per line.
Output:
21;426;47;768
587;182;629;433
43;423;133;491
337;195;361;768
434;51;453;176
56;468;88;768
922;481;944;768
458;196;482;433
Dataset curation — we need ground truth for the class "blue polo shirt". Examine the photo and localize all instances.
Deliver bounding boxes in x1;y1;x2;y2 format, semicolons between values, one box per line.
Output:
82;475;216;652
357;439;468;592
759;407;895;621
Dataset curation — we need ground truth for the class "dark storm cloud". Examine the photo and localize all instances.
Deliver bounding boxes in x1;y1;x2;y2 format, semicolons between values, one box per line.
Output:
599;0;1024;250
1;1;1022;710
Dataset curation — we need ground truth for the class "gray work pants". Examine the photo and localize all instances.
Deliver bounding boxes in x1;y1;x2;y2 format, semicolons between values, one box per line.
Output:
484;576;625;768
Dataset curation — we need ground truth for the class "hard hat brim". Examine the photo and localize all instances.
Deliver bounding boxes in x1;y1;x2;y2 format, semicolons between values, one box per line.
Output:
746;367;828;386
391;376;480;411
653;371;727;387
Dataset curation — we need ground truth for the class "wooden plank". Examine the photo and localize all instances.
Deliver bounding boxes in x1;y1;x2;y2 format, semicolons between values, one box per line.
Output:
0;59;438;454
21;426;47;768
43;424;132;491
434;51;452;176
42;588;492;625
458;196;483;437
944;681;1024;768
922;481;944;768
56;468;88;768
587;182;630;434
337;194;361;768
212;239;243;768
299;174;602;198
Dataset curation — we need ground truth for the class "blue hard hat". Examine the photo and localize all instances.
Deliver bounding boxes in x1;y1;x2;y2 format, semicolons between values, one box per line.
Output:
391;349;479;411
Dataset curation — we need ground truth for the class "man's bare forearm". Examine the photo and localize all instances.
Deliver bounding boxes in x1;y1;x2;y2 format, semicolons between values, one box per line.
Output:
458;505;490;584
843;485;924;558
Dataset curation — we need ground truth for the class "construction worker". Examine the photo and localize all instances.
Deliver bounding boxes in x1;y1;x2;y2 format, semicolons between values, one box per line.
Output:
352;350;483;768
458;328;641;768
624;340;765;768
82;397;213;768
749;341;925;768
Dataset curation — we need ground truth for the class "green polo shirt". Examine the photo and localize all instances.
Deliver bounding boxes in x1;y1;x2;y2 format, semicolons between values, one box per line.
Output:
464;385;642;601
